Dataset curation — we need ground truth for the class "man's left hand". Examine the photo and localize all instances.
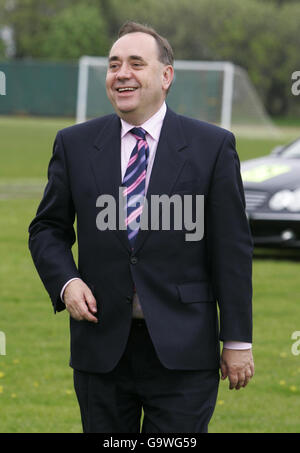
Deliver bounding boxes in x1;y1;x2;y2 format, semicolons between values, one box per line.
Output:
220;348;254;390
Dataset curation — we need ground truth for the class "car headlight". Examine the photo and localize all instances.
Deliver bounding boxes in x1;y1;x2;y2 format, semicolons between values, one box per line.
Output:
269;189;300;212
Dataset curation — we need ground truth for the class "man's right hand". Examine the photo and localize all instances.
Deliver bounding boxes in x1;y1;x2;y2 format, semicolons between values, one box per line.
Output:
63;279;98;323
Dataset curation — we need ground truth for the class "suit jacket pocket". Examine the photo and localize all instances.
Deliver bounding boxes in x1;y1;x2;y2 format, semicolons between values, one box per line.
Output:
176;281;214;303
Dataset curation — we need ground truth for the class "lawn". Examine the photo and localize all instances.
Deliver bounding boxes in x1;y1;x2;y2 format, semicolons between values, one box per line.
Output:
0;116;300;433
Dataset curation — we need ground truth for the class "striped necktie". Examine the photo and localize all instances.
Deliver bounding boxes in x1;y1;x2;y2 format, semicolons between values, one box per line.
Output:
122;127;149;248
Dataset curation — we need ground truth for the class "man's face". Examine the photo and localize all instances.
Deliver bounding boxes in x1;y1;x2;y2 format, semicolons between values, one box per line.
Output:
106;32;173;125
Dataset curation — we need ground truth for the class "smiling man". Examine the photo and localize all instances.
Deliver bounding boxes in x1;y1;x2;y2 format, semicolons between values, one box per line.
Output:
28;22;254;433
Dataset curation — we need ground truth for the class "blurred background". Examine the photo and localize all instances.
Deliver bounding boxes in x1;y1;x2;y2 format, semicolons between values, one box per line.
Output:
0;0;300;433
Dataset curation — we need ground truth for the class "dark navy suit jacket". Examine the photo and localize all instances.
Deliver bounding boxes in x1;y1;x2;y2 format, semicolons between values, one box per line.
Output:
28;107;253;373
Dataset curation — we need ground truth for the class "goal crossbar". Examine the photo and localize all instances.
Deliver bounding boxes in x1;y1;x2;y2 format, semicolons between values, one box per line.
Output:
76;56;234;129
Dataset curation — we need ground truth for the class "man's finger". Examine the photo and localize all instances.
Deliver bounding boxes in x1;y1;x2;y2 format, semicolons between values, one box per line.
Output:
228;374;238;390
235;374;245;390
67;302;85;321
242;373;251;388
242;366;254;387
85;289;97;314
220;361;228;380
82;307;98;323
67;304;84;321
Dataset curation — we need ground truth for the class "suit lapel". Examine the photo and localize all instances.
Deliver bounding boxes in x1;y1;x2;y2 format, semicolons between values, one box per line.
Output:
90;114;131;253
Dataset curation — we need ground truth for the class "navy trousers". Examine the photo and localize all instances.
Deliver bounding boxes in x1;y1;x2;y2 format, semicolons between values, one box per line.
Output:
73;319;220;433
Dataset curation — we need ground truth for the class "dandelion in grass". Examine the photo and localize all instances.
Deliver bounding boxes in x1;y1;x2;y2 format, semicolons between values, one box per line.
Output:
279;380;286;386
0;372;5;378
289;385;297;392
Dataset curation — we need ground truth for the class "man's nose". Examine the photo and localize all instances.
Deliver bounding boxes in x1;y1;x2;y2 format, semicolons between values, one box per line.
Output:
116;63;132;80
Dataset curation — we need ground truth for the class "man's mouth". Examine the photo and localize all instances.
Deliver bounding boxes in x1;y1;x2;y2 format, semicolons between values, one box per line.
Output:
116;87;138;92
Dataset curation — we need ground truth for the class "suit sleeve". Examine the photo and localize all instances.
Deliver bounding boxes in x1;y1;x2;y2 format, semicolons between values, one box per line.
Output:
28;131;81;313
207;131;253;343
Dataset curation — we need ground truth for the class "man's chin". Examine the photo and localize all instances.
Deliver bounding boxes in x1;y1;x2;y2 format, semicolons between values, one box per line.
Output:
112;97;137;113
118;107;135;113
116;106;139;120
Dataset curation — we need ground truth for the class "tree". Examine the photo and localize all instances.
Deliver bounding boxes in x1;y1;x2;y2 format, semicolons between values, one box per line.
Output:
0;0;109;59
41;4;109;60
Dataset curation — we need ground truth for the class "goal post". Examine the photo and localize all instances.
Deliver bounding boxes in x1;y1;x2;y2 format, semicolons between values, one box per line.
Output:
76;56;107;124
76;56;277;135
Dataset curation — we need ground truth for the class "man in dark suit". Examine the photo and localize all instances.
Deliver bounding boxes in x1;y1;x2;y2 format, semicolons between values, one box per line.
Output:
28;21;254;433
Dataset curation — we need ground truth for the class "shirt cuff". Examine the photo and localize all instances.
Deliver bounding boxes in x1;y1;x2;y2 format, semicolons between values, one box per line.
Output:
60;278;81;303
223;341;252;350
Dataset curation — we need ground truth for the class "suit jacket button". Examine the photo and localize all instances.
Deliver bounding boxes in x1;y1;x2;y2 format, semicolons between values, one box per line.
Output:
126;296;132;303
130;256;138;265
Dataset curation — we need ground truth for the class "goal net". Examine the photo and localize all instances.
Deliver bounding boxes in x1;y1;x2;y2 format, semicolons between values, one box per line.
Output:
76;56;277;136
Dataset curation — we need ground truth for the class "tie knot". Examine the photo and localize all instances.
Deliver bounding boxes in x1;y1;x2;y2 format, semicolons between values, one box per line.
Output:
130;127;147;141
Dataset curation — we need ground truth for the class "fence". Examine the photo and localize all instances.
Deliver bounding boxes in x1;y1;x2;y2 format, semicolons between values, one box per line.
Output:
0;60;78;117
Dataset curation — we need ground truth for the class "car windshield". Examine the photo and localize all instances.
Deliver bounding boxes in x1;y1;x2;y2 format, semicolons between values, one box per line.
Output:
281;140;300;158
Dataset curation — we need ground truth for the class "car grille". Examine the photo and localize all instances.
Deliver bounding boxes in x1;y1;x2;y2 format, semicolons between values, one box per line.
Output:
244;190;268;211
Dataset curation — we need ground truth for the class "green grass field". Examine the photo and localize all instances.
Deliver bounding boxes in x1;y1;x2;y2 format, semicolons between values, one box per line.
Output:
1;116;300;433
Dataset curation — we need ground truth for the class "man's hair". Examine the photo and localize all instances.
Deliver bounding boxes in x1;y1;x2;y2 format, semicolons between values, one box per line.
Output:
118;21;174;67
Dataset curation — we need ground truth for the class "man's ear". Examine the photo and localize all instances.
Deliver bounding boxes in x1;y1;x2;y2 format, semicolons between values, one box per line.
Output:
162;65;174;92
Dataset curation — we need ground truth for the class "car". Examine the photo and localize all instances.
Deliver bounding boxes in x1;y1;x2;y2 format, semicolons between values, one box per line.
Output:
241;137;300;248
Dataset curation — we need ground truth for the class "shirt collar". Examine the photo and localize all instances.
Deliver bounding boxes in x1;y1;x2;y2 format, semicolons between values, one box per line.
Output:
120;101;167;141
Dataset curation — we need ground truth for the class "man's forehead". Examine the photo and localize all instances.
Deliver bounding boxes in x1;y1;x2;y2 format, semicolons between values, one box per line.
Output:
109;32;158;59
